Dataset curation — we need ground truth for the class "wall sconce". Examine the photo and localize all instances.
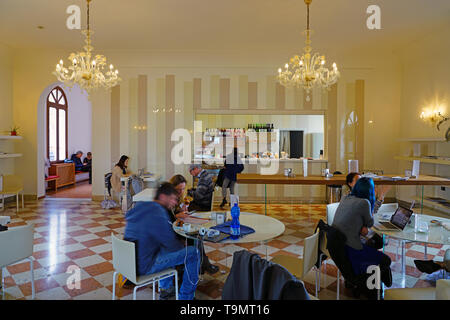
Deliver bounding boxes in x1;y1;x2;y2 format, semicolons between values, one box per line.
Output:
419;108;449;141
152;106;182;113
133;125;147;131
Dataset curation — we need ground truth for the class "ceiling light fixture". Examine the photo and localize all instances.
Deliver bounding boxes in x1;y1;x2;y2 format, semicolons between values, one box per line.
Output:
53;0;120;92
277;0;340;94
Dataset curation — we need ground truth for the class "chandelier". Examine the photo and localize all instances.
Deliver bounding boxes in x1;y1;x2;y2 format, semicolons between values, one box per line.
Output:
277;0;339;93
54;0;120;92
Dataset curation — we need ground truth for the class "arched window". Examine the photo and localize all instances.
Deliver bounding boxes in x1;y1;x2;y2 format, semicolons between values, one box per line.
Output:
47;87;68;162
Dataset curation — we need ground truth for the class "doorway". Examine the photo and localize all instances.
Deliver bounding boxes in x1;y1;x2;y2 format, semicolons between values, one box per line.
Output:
37;83;92;199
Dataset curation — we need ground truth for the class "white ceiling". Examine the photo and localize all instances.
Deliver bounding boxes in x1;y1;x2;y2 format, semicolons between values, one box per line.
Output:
0;0;449;55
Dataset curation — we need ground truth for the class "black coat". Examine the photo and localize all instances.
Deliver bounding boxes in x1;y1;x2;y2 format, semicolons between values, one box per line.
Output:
314;220;371;288
222;250;310;300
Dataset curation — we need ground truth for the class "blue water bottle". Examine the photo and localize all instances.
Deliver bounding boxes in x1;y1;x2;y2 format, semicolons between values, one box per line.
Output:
230;203;241;240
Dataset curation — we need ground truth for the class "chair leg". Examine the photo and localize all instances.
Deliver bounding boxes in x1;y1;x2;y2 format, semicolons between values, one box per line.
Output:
133;286;138;300
16;193;19;212
1;267;5;300
112;271;117;300
175;271;179;300
22;193;24;209
315;267;318;297
153;281;156;300
29;258;35;300
336;270;340;300
424;243;427;259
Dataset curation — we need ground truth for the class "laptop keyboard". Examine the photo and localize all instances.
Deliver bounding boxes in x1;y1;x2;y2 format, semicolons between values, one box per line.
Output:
379;221;395;228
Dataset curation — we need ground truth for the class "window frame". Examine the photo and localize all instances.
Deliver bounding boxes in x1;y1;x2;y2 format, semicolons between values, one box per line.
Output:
47;86;68;163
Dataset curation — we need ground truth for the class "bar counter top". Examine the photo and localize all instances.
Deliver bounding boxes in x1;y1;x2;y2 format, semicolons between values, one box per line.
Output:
237;174;450;186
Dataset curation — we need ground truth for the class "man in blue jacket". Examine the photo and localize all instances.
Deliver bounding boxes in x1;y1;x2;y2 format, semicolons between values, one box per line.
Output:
124;182;200;300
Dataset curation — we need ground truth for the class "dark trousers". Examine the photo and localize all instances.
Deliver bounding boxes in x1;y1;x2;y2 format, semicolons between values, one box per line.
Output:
79;165;92;184
188;201;210;212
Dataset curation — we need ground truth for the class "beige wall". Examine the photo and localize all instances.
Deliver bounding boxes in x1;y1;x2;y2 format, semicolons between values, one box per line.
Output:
0;42;15;176
7;44;406;199
396;21;450;204
399;21;450;140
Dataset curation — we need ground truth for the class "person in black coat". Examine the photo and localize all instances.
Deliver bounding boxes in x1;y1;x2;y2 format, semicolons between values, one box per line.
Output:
220;147;244;209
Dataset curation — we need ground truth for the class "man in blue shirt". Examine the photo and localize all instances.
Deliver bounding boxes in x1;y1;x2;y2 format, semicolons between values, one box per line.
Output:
124;182;200;300
70;150;92;184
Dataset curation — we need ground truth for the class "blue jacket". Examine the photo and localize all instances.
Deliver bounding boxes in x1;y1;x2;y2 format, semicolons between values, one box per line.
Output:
70;154;83;171
124;201;183;275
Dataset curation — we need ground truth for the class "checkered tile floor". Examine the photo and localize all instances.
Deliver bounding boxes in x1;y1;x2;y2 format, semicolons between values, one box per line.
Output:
0;199;448;300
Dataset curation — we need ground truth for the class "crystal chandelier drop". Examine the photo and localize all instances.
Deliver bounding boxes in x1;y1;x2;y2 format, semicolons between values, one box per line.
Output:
277;0;340;93
54;0;121;92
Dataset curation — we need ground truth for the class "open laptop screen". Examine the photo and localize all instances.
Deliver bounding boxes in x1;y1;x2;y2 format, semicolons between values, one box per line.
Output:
390;206;413;230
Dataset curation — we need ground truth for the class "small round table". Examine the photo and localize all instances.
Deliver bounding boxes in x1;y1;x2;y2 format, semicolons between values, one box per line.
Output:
172;211;285;244
173;211;285;274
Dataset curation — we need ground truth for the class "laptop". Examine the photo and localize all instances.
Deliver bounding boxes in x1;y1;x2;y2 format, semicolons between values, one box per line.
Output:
373;206;413;231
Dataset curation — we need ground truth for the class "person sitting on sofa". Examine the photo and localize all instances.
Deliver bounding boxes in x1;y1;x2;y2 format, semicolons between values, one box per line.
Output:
71;150;92;184
83;152;92;166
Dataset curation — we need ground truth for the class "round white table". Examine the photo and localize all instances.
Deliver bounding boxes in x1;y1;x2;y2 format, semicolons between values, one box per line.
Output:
373;213;450;288
172;211;285;244
373;213;450;245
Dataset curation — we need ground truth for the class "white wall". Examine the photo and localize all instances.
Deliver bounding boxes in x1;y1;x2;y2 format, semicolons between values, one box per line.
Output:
64;84;92;157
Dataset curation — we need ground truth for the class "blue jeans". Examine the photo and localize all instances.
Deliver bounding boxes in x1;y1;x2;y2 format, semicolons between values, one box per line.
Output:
146;245;200;300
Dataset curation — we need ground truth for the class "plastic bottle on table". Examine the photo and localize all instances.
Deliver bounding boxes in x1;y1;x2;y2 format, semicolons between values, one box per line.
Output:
230;203;241;240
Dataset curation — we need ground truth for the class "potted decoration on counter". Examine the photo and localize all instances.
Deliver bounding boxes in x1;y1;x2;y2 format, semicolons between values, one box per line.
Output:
10;125;20;136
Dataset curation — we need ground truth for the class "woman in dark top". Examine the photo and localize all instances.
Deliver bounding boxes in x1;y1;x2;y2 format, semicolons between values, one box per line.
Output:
332;177;392;288
220;147;244;209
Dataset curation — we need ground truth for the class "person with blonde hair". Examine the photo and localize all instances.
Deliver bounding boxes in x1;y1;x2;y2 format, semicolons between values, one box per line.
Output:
169;174;190;219
169;173;219;275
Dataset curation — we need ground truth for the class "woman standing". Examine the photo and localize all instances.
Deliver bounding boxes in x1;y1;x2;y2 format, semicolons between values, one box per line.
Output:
220;147;244;209
111;155;130;202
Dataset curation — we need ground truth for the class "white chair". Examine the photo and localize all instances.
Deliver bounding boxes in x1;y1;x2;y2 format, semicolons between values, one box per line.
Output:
0;223;35;300
271;232;320;297
0;175;24;212
326;202;339;225
384;279;450;300
111;233;178;300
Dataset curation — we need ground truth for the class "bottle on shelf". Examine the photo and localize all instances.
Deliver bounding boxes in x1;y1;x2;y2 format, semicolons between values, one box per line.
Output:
230;203;241;240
